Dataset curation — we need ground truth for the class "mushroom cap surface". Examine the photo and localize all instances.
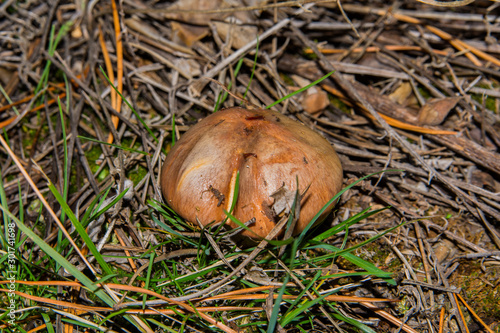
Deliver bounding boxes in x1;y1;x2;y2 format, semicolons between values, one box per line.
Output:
160;107;343;239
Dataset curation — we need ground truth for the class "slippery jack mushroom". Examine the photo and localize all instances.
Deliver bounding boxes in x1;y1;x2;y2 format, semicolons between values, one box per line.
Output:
160;107;343;241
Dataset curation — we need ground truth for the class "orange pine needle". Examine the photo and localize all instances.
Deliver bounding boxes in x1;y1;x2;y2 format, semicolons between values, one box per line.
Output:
454;293;470;333
0;280;236;333
367;8;499;67
376;112;458;135
320;83;458;135
439;306;445;333
98;24;116;114
457;293;495;333
114;229;140;276
0;287;258;315
0;67;89;130
456;39;500;67
107;0;124;144
0;94;66;129
361;301;420;333
0;94;35;113
3;280;396;304
27;324;47;333
0;68;87;115
306;45;449;56
203;293;398;303
425;25;482;66
0;116;15;129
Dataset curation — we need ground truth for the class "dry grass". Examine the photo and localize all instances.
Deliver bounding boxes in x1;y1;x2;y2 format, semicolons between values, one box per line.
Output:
0;0;499;332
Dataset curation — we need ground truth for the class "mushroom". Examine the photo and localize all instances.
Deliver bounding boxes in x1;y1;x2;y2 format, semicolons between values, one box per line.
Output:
160;107;343;240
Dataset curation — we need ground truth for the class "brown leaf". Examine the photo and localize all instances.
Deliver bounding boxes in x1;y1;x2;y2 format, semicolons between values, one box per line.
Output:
417;97;461;126
270;183;296;217
292;75;329;114
166;0;225;25
388;82;413;105
166;0;259;46
471;170;498;192
301;88;329;115
171;22;209;47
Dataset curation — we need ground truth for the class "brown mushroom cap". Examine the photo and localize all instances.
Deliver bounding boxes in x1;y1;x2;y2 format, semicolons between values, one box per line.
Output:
160;107;343;240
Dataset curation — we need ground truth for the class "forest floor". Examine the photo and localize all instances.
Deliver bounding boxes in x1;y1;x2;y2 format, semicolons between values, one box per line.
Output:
0;0;499;332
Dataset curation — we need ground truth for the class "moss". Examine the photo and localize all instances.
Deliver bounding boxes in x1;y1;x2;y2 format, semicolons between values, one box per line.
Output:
85;143;109;182
357;241;401;272
279;73;295;87
329;95;351;113
396;295;412;315
303;49;318;60
452;262;500;321
471;82;499;114
418;86;433;100
21;116;48;151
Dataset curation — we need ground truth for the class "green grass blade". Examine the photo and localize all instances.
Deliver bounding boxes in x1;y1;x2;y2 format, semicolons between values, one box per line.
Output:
334;222;405;262
312;206;387;242
266;71;335;109
214;57;245;112
280;291;333;327
99;66;157;142
35;22;72;96
41;313;56;333
0;204;115;306
228;171;240;214
223;209;293;246
296;169;402;245
146;319;179;333
0;83;19;115
88;188;130;223
78;135;150;155
16;181;23;245
46;181;116;279
267;275;289;333
57;97;69;246
94;274;120;285
320;270;392;279
142;251;155;309
214;171;240;237
149;213;198;247
332;309;377;333
242;35;259;100
0;171;10;249
306;237;399;284
80;189;108;226
283;176;300;244
286;270;321;310
171;113;176;146
99;308;128;326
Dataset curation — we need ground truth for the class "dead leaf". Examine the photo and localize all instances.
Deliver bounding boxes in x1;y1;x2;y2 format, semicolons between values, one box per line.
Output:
292;75;330;114
0;67;15;86
433;239;456;263
171;21;209;47
427;157;454;170
173;58;201;77
388;82;413;105
166;0;259;46
468;127;496;150
471;169;497;192
301;88;329;114
166;0;225;25
417;97;461;126
270;184;296;217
